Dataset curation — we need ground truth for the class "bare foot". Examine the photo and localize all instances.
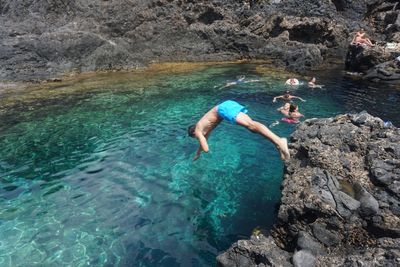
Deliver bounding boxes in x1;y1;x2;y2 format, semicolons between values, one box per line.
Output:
278;137;290;161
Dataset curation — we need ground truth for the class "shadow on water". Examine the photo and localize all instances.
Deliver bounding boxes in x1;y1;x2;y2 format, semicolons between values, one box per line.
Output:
0;63;399;266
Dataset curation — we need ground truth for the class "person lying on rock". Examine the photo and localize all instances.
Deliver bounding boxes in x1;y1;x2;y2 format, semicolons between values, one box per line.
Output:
351;29;374;48
273;90;306;103
188;100;290;161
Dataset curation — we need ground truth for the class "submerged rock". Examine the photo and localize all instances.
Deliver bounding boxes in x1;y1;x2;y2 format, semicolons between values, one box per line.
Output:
217;112;400;267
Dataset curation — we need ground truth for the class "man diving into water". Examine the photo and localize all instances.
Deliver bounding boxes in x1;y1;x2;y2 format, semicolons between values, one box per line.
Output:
188;100;290;161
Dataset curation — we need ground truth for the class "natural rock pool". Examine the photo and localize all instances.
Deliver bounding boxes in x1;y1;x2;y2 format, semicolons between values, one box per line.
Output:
0;63;399;266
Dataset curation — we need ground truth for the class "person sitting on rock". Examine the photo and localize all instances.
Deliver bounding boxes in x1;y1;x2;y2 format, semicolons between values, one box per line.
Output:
273;90;306;103
351;29;374;48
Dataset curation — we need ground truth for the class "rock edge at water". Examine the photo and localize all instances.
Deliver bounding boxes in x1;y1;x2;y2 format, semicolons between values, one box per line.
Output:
0;0;372;81
217;112;400;267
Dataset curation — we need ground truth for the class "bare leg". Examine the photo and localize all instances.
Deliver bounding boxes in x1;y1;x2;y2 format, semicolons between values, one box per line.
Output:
366;38;374;46
236;113;290;160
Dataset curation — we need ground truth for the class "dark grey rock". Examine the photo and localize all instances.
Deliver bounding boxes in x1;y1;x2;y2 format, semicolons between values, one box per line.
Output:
0;0;392;81
296;231;325;256
337;191;360;211
220;112;400;266
311;223;340;247
293;250;316;267
358;187;380;217
216;236;291;267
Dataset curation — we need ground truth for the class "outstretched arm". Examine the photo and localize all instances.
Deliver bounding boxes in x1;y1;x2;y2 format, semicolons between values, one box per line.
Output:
293;96;306;102
273;95;283;102
243;79;260;83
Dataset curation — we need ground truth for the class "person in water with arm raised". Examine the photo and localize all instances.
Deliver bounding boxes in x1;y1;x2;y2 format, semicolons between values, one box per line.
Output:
188;100;290;161
273;90;306;103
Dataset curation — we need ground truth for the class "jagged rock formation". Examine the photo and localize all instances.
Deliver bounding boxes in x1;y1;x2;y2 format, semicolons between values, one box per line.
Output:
365;0;400;42
217;112;400;267
345;43;400;82
0;0;372;81
345;0;400;82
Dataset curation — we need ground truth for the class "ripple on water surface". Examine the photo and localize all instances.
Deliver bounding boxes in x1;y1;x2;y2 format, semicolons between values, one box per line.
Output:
0;63;399;266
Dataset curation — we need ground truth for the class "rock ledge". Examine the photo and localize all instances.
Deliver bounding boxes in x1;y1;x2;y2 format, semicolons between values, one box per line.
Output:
217;112;400;267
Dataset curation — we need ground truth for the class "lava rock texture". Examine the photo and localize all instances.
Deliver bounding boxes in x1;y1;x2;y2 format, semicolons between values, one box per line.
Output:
217;112;400;267
0;0;376;81
345;0;400;82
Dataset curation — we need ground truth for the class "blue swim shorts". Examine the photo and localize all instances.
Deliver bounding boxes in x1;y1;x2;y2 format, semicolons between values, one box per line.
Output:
217;100;248;124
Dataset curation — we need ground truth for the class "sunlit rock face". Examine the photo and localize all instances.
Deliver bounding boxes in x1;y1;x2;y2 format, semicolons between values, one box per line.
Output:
0;0;376;81
218;112;400;267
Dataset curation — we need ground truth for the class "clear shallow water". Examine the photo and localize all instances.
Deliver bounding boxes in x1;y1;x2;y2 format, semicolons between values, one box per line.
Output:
0;63;399;266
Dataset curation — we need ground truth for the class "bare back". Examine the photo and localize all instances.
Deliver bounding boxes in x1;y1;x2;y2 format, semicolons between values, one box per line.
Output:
195;106;222;136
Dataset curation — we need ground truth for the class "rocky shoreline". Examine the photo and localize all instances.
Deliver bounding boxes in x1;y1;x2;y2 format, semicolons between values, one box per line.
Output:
2;0;398;82
217;112;400;266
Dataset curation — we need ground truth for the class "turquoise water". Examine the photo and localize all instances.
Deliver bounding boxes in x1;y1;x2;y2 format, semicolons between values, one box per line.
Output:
0;64;398;266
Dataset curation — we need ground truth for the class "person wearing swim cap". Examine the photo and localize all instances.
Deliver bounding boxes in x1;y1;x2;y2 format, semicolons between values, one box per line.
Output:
187;100;290;161
273;90;306;103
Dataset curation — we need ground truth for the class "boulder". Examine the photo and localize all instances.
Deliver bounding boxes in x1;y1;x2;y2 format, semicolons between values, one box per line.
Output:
218;112;400;266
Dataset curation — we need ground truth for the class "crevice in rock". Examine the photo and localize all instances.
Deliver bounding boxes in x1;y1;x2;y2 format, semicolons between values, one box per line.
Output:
298;209;323;224
287;24;327;44
331;0;346;11
198;8;223;25
269;17;284;38
254;254;270;265
367;223;400;238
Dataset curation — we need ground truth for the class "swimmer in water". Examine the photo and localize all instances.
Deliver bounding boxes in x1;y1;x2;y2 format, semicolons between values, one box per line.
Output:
218;75;261;89
280;104;303;123
273;90;306;103
308;77;324;88
285;78;300;86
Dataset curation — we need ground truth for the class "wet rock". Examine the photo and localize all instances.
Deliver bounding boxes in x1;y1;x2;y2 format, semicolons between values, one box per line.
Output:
363;60;400;82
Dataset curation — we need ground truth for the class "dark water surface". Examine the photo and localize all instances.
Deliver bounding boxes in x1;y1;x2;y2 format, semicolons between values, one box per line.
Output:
0;63;398;266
